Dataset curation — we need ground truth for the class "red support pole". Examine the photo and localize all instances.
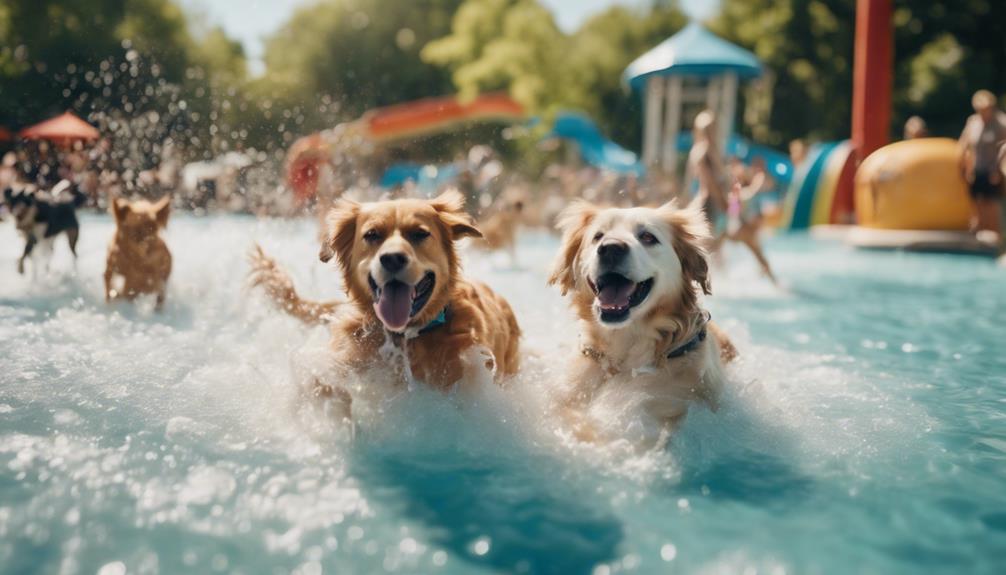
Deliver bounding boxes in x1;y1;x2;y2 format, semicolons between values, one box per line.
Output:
852;0;892;159
833;0;892;224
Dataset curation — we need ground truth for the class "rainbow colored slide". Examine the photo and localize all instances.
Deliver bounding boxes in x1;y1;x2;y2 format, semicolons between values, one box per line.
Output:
782;140;853;230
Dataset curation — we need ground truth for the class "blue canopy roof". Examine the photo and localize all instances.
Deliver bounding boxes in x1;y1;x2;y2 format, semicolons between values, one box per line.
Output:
547;113;645;176
623;23;763;91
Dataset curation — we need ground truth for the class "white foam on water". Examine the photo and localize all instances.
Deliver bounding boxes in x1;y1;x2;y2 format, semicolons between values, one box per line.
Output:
0;215;931;469
0;215;935;573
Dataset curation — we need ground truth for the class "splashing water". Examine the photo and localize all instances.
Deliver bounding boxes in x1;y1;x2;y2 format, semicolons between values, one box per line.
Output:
1;214;1004;574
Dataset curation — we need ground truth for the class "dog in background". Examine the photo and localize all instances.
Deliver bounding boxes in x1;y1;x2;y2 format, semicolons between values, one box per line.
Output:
3;180;85;275
248;190;522;421
105;196;172;309
549;199;737;445
474;186;526;264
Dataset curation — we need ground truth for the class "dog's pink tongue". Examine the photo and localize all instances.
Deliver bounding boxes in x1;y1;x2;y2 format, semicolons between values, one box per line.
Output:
375;281;412;332
597;282;634;309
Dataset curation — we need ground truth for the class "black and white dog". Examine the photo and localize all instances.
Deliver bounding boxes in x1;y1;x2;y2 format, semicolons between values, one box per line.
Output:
2;180;86;275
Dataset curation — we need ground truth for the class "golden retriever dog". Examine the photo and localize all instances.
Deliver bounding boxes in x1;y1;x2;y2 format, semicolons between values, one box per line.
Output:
475;186;526;263
248;190;521;418
548;199;737;444
105;196;172;309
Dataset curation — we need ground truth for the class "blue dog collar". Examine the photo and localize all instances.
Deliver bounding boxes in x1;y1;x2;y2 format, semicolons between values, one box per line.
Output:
418;308;448;334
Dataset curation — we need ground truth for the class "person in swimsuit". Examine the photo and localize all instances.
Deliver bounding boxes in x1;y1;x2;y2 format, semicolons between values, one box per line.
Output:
687;110;777;284
959;90;1006;239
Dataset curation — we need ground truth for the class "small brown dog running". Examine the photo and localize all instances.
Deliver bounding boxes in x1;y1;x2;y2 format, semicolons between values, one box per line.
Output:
476;187;526;262
249;190;522;419
105;196;172;309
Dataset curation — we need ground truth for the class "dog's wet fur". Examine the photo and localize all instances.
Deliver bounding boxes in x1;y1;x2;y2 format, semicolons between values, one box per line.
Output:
249;190;521;421
105;196;173;309
549;199;737;443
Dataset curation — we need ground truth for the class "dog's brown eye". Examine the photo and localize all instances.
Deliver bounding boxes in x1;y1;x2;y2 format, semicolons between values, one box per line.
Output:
406;229;430;243
593;232;604;243
639;231;659;246
363;229;382;243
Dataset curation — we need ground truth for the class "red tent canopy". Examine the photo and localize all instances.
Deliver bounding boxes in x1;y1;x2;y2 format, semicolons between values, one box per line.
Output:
19;111;100;145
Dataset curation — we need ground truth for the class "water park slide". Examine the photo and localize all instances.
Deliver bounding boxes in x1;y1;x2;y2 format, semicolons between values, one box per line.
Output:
781;141;853;231
286;94;525;199
546;113;645;176
359;93;524;143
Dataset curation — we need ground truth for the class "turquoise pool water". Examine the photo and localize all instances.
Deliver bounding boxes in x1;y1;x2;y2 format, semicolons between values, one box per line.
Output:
1;215;1004;574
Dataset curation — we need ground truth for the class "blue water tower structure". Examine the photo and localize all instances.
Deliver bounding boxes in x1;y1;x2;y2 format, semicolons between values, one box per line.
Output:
623;23;764;177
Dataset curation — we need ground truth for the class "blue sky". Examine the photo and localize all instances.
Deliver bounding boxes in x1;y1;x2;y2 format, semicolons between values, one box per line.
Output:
180;0;720;74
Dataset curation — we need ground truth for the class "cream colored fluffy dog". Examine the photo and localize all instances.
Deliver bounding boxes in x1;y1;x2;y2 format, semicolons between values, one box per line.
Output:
549;199;737;443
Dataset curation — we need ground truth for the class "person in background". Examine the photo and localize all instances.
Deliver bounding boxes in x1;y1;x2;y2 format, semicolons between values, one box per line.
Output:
958;90;1006;239
688;110;777;284
904;116;928;140
0;152;17;190
687;110;729;235
789;139;808;168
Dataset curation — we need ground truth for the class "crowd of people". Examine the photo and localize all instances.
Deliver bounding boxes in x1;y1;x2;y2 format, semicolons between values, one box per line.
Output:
3;90;1005;262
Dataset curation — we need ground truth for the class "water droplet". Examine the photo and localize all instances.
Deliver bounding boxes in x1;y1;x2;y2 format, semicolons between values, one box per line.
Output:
98;561;126;575
660;543;677;561
470;536;491;556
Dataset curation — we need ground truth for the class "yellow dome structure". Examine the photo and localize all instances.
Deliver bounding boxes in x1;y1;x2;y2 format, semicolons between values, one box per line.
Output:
855;138;971;230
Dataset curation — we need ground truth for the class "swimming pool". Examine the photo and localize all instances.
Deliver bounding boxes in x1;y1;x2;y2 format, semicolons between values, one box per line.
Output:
1;214;1004;574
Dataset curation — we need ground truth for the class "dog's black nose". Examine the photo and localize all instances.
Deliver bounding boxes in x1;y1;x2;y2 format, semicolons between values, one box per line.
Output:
379;252;409;273
597;240;629;266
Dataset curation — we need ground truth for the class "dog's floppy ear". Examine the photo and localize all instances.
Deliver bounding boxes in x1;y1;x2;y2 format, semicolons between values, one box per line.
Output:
431;188;482;240
548;201;597;295
320;197;360;268
111;197;130;222
153;195;171;228
659;199;712;295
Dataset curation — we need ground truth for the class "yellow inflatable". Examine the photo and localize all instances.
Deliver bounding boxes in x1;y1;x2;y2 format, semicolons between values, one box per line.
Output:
855;138;972;230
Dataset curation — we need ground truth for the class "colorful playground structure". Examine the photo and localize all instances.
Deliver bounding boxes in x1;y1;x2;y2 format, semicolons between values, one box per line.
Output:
779;0;996;254
785;138;973;233
784;137;994;252
623;22;763;175
783;141;855;230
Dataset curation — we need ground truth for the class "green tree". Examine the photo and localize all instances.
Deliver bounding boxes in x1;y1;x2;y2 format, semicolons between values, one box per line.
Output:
893;0;1006;137
713;0;1006;145
712;0;856;146
423;0;687;153
261;0;462;120
0;0;252;163
569;4;687;149
423;0;578;114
